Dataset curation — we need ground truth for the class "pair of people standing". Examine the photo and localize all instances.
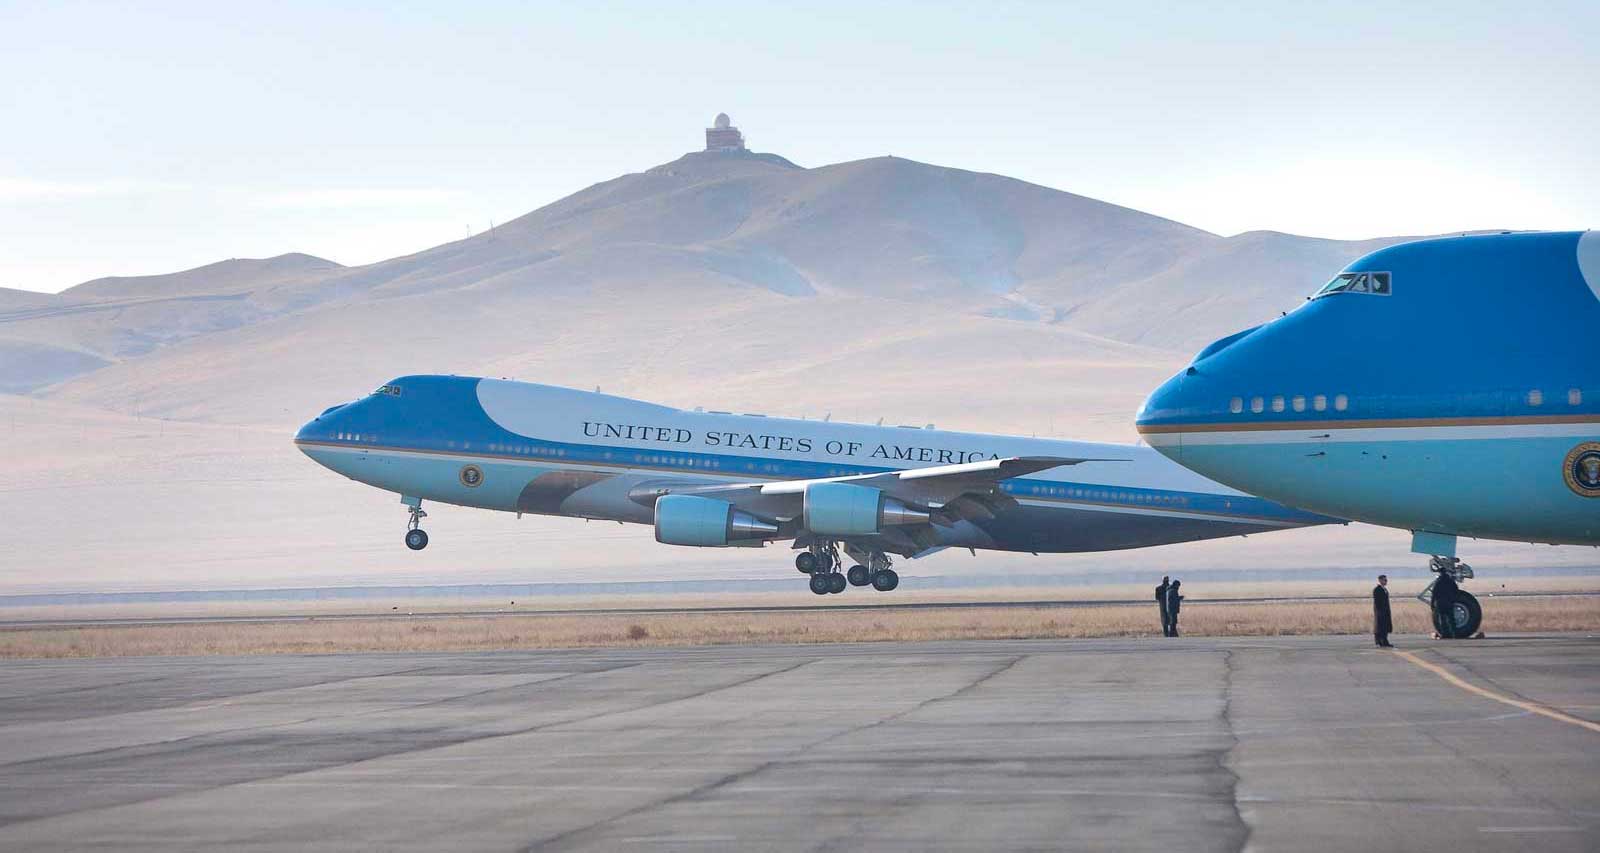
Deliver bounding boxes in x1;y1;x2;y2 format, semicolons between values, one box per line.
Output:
1374;569;1462;645
1155;576;1182;636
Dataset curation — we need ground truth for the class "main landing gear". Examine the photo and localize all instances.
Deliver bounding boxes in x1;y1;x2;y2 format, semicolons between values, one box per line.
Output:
798;543;898;595
403;498;429;551
1422;555;1483;638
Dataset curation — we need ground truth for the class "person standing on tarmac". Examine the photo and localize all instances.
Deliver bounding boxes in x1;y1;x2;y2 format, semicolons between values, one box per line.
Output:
1432;567;1459;639
1165;579;1183;637
1373;574;1394;648
1156;575;1172;637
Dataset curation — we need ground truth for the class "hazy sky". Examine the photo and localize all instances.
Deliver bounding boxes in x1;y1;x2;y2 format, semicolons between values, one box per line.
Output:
3;0;1596;292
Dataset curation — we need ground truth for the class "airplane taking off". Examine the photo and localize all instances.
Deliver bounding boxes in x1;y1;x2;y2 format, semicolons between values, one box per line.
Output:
1138;230;1600;635
296;377;1336;594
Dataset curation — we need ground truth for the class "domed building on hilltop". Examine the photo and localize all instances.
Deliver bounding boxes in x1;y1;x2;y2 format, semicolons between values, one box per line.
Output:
704;112;746;151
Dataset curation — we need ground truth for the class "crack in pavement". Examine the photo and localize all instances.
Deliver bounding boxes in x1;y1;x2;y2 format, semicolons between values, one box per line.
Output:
521;654;1027;852
1218;649;1252;853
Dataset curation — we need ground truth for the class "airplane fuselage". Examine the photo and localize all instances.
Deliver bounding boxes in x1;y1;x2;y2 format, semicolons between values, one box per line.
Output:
296;376;1333;556
1137;231;1600;550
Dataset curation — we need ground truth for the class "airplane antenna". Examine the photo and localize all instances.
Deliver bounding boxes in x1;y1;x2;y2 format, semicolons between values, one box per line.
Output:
875;417;884;426
823;412;831;422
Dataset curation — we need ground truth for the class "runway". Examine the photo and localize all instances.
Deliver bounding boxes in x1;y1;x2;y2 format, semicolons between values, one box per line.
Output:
0;635;1596;851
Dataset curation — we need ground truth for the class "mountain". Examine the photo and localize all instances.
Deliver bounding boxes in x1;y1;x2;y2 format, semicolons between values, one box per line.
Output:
60;253;342;301
2;147;1561;593
2;149;1416;406
0;253;345;394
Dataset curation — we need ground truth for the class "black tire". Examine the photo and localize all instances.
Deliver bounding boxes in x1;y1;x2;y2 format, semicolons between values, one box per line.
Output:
847;565;871;586
796;552;818;574
827;573;847;594
1435;590;1483;638
809;573;831;595
871;569;899;592
404;529;429;551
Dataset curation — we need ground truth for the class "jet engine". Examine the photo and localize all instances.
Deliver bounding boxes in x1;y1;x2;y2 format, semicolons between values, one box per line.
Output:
654;494;778;547
802;482;929;536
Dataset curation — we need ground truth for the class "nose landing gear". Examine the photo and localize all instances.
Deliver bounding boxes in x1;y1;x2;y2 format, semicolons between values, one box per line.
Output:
1421;555;1482;638
403;498;429;551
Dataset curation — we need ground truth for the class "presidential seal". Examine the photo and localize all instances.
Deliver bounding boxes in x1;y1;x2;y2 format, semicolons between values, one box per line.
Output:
1564;442;1600;497
459;464;484;488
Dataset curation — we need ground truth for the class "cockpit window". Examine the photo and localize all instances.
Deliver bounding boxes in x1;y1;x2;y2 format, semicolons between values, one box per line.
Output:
1314;271;1392;298
373;384;403;397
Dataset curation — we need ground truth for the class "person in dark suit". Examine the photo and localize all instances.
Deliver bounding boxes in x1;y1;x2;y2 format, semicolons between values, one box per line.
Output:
1432;568;1459;639
1165;580;1183;637
1373;574;1393;647
1156;576;1171;637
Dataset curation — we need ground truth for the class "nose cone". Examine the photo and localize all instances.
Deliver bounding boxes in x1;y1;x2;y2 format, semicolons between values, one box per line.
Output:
293;403;348;465
1136;373;1191;463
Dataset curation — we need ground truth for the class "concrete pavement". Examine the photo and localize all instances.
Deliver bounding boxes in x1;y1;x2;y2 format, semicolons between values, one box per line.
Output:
0;634;1595;850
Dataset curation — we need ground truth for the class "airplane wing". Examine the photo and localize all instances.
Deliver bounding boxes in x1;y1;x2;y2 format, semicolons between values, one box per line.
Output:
632;455;1123;530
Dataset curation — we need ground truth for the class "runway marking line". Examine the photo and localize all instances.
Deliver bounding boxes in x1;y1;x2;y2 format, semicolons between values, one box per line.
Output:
1393;650;1600;735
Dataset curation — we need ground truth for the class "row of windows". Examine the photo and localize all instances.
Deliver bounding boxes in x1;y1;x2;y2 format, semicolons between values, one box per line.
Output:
325;434;1199;508
324;434;1191;506
1529;389;1584;407
439;440;866;478
1227;388;1584;416
1229;394;1348;415
1010;482;1191;507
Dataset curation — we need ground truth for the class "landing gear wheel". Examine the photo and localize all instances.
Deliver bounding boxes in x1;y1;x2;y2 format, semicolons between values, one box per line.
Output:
847;565;871;586
827;573;847;594
796;552;819;574
1435;590;1483;638
809;573;831;595
404;528;429;551
871;568;899;592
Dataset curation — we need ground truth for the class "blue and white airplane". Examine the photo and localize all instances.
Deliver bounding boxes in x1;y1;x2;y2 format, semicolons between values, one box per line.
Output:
1138;230;1599;634
296;377;1335;594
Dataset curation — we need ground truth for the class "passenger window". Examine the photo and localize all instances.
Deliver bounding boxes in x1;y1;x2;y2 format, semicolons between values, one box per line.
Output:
1292;395;1306;412
1271;396;1285;412
1229;397;1244;414
1334;394;1349;411
1313;394;1327;411
1251;397;1265;414
1570;389;1583;406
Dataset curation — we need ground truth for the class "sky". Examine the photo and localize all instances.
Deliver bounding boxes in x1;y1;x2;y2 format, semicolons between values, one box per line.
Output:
2;0;1596;293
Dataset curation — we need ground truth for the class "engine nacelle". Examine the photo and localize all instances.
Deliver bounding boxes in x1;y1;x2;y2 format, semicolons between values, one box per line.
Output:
803;482;929;536
654;494;778;547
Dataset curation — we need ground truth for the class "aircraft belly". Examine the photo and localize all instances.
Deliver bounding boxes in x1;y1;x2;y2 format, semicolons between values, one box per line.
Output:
979;503;1281;553
1179;433;1600;545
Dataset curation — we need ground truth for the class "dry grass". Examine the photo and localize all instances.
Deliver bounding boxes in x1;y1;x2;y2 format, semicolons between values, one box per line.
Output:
5;577;1594;623
1;597;1595;658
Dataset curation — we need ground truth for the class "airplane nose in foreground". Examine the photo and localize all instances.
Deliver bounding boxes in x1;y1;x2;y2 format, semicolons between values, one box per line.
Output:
294;418;321;457
1135;374;1192;464
294;403;347;455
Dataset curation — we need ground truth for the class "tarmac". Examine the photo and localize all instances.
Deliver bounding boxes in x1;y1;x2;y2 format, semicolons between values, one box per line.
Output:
0;634;1596;851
